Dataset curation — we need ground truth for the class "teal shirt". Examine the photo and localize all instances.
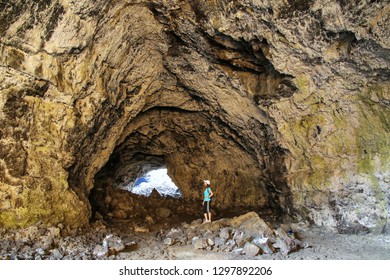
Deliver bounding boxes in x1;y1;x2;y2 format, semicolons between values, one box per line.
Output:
204;187;211;202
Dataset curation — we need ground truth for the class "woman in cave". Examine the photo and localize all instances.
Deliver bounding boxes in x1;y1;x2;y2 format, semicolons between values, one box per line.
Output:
202;180;214;223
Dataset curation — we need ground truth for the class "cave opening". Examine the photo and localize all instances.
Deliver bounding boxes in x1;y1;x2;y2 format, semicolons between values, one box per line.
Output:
129;168;182;198
89;149;203;229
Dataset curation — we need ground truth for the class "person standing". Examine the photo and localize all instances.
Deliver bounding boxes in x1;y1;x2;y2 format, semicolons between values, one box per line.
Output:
202;180;213;223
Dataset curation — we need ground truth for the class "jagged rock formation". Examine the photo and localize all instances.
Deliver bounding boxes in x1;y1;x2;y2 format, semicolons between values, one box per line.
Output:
0;0;389;233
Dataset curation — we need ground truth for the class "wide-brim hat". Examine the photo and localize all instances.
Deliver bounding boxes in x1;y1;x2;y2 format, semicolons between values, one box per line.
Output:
204;180;210;185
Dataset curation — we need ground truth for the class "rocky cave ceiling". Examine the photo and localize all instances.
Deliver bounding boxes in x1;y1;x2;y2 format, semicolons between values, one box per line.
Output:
0;0;389;234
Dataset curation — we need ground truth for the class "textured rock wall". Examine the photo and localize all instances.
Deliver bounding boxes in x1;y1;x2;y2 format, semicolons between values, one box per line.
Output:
0;0;389;232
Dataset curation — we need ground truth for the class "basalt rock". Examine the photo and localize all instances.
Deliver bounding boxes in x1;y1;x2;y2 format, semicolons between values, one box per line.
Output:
0;0;389;234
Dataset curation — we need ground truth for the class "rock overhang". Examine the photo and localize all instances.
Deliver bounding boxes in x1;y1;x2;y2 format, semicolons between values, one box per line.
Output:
0;0;389;234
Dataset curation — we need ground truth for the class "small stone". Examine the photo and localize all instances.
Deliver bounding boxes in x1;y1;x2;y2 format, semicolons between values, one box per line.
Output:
48;227;61;238
243;242;260;257
191;236;199;244
93;245;108;258
35;248;45;255
252;236;274;254
118;252;133;259
206;237;215;246
165;228;185;244
145;215;155;225
234;231;252;247
50;248;63;260
233;230;243;240
252;236;268;247
214;237;227;247
155;207;172;218
193;238;207;250
163;238;174;246
232;248;244;255
274;228;289;240
93;220;107;231
273;238;290;255
225;239;236;251
103;235;125;253
181;222;189;228
219;227;231;239
112;209;128;220
135;226;149;233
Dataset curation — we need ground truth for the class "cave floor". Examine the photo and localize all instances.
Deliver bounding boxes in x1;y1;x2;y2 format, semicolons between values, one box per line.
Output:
107;219;390;260
1;211;389;260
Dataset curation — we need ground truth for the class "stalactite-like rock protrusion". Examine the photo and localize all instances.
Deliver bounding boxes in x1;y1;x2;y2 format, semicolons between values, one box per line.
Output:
0;0;389;234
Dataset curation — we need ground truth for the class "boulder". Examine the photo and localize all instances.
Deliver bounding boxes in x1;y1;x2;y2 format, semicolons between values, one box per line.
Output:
230;212;260;227
234;212;274;238
203;218;231;231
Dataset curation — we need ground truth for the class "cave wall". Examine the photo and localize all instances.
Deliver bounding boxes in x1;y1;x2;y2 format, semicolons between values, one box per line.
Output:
0;0;389;233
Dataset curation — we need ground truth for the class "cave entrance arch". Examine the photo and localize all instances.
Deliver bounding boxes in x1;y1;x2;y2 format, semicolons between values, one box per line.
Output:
87;108;292;226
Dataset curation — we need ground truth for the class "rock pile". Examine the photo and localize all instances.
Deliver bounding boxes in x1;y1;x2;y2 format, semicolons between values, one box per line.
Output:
0;223;136;260
161;212;306;257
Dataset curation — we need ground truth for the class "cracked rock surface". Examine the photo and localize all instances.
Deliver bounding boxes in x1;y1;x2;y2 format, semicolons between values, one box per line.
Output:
0;0;389;235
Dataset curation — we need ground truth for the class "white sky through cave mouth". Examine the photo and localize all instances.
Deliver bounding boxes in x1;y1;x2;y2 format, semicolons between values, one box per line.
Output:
131;168;182;198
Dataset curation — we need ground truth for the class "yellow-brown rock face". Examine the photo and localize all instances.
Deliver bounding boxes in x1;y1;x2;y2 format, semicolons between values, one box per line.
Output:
0;0;389;233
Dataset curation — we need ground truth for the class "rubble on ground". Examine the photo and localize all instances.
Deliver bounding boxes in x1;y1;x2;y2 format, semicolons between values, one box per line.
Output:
160;212;306;257
0;212;306;260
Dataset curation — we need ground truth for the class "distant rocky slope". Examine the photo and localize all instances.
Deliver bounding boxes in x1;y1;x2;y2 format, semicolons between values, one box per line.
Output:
0;0;389;233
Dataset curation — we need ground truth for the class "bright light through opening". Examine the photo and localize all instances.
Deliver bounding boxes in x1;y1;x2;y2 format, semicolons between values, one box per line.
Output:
131;168;182;198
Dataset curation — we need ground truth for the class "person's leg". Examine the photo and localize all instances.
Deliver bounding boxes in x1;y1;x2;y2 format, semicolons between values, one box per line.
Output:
207;201;211;222
203;202;209;222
